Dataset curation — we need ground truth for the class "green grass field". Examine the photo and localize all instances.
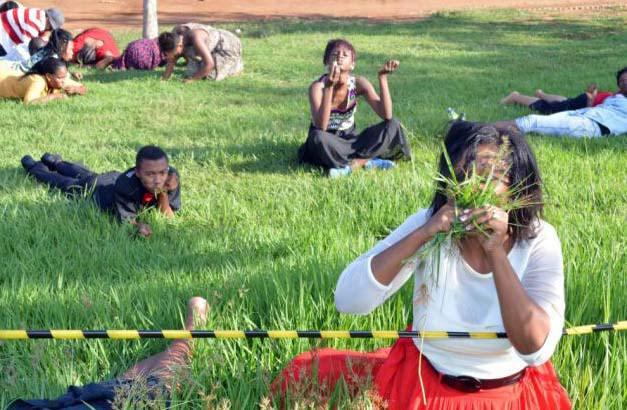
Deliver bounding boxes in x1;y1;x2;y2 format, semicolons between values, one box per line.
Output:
1;8;626;408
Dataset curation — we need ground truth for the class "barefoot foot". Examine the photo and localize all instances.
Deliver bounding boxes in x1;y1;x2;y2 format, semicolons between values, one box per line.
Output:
185;297;208;330
500;91;519;105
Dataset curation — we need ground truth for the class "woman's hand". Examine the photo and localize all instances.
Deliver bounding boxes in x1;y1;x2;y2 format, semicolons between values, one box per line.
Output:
65;85;87;96
72;72;83;81
461;205;509;253
378;59;400;76
324;61;341;88
422;202;456;238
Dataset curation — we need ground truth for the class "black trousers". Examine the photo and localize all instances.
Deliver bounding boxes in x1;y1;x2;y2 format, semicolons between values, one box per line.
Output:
297;118;411;169
0;44;6;57
26;160;97;195
529;93;588;115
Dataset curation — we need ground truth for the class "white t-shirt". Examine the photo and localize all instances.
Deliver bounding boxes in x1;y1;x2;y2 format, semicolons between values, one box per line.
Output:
334;209;565;379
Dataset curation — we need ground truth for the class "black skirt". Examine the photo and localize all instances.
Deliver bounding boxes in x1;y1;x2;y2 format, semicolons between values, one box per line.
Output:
297;118;412;169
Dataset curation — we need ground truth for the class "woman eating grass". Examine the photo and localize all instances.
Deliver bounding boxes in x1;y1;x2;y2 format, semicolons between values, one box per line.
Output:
0;57;85;104
274;121;570;409
297;38;411;178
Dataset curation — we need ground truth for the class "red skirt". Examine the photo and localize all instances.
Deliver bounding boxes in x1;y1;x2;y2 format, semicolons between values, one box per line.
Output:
272;337;571;409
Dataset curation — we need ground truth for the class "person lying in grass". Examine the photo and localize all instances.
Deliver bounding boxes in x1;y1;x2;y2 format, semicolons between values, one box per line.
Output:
111;36;165;71
8;297;208;410
274;121;570;409
501;84;614;114
497;66;627;138
72;27;121;69
297;38;411;178
20;145;180;238
158;23;243;83
0;6;64;62
0;57;84;104
12;29;85;88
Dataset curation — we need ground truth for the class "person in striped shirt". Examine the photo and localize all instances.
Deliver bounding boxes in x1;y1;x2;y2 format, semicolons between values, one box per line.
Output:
0;7;64;62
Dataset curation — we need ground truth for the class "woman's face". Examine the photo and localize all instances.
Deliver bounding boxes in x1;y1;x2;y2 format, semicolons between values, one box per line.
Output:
473;144;510;197
618;72;627;95
61;40;74;61
327;45;354;72
46;66;68;90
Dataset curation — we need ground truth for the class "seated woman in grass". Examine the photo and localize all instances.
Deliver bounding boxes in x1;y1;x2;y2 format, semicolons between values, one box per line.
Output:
158;23;243;82
0;57;84;104
8;297;208;409
72;27;121;69
274;121;570;409
297;39;411;178
111;37;165;71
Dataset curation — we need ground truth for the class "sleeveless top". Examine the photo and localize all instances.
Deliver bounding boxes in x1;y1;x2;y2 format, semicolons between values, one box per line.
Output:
315;74;358;132
175;23;243;81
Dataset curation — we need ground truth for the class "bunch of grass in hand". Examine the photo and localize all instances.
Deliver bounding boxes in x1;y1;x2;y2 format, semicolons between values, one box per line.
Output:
408;138;537;287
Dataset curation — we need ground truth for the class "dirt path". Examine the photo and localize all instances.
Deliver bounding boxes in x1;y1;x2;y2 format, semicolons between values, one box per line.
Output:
26;0;625;30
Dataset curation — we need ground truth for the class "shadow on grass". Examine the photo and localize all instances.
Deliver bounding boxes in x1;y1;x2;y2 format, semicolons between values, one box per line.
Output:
80;68;162;84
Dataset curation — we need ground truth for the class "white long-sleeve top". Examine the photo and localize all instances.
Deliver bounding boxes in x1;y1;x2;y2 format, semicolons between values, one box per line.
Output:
334;209;565;379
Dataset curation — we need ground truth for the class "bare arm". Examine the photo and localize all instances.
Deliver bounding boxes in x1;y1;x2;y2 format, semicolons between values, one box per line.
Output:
372;204;455;285
187;30;214;81
156;173;178;218
310;62;340;130
95;54;115;70
157;192;174;217
162;59;176;80
357;60;399;121
489;248;550;354
468;207;551;354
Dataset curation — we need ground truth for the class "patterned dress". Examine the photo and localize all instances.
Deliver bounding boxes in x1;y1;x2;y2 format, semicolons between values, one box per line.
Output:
324;74;358;132
175;23;243;81
112;38;164;70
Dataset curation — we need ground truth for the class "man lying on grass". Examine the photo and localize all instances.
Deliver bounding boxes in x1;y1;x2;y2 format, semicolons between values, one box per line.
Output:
8;297;208;409
20;145;180;237
497;66;627;138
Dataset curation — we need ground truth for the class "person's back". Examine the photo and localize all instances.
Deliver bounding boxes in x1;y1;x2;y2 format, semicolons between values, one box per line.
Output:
0;60;49;103
0;7;53;61
73;27;120;65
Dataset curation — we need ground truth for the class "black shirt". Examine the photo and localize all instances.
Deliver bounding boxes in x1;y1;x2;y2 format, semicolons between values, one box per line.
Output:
92;167;181;221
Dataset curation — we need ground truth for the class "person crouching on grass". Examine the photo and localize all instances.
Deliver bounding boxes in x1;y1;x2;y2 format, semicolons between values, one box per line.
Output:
297;38;411;178
20;145;180;238
273;121;571;409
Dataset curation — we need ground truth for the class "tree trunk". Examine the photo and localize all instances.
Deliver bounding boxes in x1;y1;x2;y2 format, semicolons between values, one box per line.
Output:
143;0;158;39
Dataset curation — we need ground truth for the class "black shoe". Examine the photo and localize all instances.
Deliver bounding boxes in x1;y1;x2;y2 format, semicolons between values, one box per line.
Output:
41;152;62;169
21;155;36;171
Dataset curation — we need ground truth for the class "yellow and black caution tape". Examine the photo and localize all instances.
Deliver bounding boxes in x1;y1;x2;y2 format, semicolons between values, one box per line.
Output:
0;321;625;340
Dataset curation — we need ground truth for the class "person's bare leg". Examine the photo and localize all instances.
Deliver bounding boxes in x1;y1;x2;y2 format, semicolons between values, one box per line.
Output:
500;91;540;106
121;297;208;383
534;89;567;103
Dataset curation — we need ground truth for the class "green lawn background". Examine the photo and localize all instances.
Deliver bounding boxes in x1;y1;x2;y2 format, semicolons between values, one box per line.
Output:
0;8;625;408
